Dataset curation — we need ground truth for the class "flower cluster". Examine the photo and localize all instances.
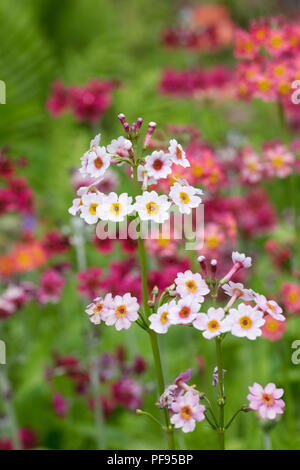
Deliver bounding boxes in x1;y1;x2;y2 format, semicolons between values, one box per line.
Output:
149;251;286;341
162;4;234;52
159;66;233;100
239;141;296;183
47;79;118;123
69;116;203;228
156;369;205;433
233;17;300;125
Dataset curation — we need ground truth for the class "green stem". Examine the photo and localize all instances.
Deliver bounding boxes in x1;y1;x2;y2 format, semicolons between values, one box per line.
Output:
215;337;225;450
290;172;300;270
0;367;22;450
132;165;175;450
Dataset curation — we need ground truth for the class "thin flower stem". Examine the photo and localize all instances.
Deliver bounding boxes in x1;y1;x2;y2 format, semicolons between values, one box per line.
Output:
132;164;175;450
0;367;22;450
215;337;225;450
225;407;246;430
136;409;163;428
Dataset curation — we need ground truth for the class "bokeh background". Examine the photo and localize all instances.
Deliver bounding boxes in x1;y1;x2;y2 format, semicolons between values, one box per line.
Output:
0;0;300;450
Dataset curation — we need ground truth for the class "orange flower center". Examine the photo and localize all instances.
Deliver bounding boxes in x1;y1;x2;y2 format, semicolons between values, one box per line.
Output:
180;405;193;420
153;159;163;170
115;305;127;317
160;311;169;324
176;147;182;160
239;316;252;329
208;320;220;332
262;393;274;406
185;280;197;293
94;157;103;169
179;306;191;318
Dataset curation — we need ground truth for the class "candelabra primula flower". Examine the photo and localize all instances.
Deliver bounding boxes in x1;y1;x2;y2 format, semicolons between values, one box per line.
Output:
104;293;139;331
170;391;205;433
144;150;172;180
247;382;285;420
149;301;175;334
174;270;209;302
107;136;132;157
85;294;113;325
99;192;134;222
133;191;171;223
85;147;111;179
254;294;285;322
227;303;265;340
222;281;254;301
168;139;190;167
261;315;287;341
80;193;103;224
169;296;201;325
169;182;202;215
281;282;300;313
193;307;231;339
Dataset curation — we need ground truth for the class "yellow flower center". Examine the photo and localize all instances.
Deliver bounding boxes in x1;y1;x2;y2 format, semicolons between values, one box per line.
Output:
110;202;122;215
89;203;98;215
180;405;192;420
94;302;104;314
288;291;299;303
207;235;219;249
239;316;252;329
266;319;279;332
115;305;127;317
271;35;283;48
258;79;270;92
185;280;197;293
179;192;190;204
160;311;169;324
274;65;285;76
208;319;220;332
273;155;283;168
146;201;159;214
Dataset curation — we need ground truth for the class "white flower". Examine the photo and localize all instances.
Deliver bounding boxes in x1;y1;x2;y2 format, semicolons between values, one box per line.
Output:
89;133;101;150
68;198;82;216
98;192;134;222
80;193;103;224
193;307;231;339
104;293;139;331
144;150;172;179
254;294;285;322
86;146;111;178
169;296;200;325
85;294;112;325
133;191;171;223
136;165;157;186
169;182;202;214
227;303;265;340
174;270;209;302
222;282;254;301
149;300;176;334
232;251;252;268
107;136;132;157
168;139;190;167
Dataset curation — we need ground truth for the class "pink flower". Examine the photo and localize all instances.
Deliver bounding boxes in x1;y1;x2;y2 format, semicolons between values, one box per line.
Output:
104;293;139;330
193;307;231;339
0;297;15;318
171;391;205;433
247;382;285;419
264;144;295;178
169;296;201;325
46;80;69;117
174;270;209;302
37;269;65;304
111;377;143;411
281;282;300;313
52;393;68;417
262;315;287;341
254;294;285;322
77;267;102;300
227;303;265;340
85;294;113;325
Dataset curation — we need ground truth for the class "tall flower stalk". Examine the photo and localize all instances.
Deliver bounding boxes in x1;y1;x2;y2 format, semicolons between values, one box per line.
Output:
68;114;286;450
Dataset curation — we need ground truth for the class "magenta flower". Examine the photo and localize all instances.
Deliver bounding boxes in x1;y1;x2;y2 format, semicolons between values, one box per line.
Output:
37;269;65;304
247;382;285;419
52;393;68;417
171;391;205;433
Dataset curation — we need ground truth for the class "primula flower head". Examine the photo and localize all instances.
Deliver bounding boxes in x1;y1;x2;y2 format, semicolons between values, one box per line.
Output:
171;391;205;433
174;270;209;302
149;300;175;334
133;191;171;224
254;294;285;322
104;293;139;331
262;315;287;341
169;182;202;215
169;296;201;325
144;150;172;180
227;303;265;340
247;382;285;419
193;307;231;339
168;139;190;167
